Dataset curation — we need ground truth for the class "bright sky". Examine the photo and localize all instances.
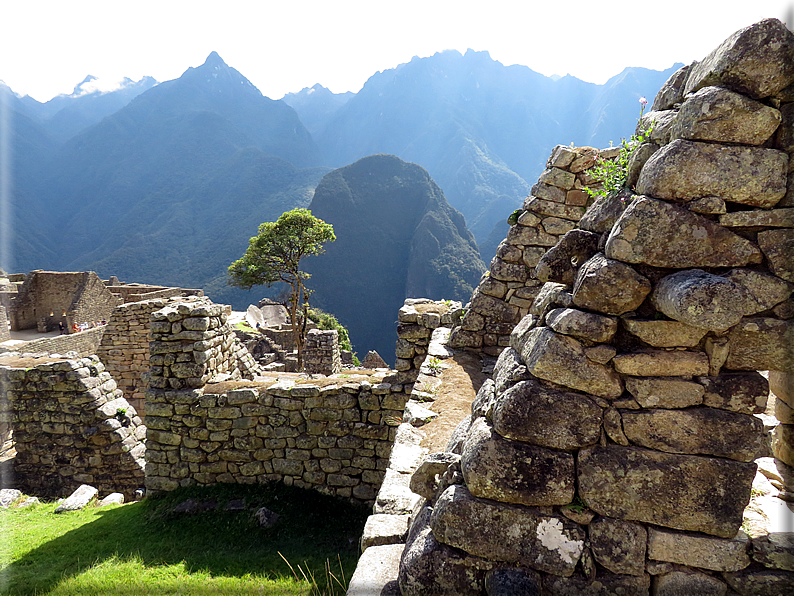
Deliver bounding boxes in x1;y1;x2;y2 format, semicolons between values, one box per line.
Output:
1;0;793;102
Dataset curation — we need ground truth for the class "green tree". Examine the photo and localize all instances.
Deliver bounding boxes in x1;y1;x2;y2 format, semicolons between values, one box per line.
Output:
228;208;336;368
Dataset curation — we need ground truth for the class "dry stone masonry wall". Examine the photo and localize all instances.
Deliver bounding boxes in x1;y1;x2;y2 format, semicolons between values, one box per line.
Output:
396;299;464;383
398;18;794;596
449;143;616;355
303;329;341;376
145;376;411;502
0;356;145;500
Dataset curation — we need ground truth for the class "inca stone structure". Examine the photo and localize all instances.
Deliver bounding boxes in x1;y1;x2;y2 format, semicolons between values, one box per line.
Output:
398;19;794;596
0;356;145;500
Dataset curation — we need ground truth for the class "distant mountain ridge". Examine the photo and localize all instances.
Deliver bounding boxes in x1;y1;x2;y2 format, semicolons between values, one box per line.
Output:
3;50;677;353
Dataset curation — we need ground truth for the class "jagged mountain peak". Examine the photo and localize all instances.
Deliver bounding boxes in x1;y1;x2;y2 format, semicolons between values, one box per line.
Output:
202;51;229;69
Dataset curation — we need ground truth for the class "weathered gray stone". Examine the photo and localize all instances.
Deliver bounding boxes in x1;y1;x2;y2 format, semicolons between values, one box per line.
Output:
360;514;410;551
578;190;636;234
651;269;751;331
589;517;647;576
572;253;651;316
652;570;727;596
542;217;576;236
625;376;705;409
492;379;603;450
723;567;794;595
375;468;422;515
461;417;575;506
636;140;788;207
627;143;660;190
430;485;585;577
409;453;461;500
348;543;404;596
98;493;125;506
523;197;586;222
490;258;529;283
606;197;763;267
55;484;98;513
720;208;794;229
641;109;677;145
612;350;710;377
752;533;794;571
585;345;617;365
529;283;569;318
493;348;531;395
688;196;727;214
545;308;618;343
723;269;794;315
758;229;794;282
484;567;541;596
399;505;494;596
470;289;521;324
539;167;576;190
622;407;765;462
0;489;22;508
726;317;794;372
621;318;708;348
771;424;794;467
604;407;629;445
670;86;782;145
507;222;559;247
778;102;794;153
696;373;769;415
547;145;577;169
653;63;693;111
534;230;600;286
578;445;756;537
533;182;568;203
544;573;651;596
520;327;624;398
683;18;794;100
770;371;794;408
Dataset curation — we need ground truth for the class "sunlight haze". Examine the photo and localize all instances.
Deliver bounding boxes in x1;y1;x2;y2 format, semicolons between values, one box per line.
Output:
2;0;792;102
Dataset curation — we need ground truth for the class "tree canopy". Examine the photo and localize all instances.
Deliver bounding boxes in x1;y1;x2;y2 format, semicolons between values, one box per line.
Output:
228;208;335;367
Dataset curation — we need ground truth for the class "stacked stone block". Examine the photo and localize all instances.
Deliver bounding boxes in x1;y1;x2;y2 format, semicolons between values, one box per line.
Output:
97;298;169;417
303;329;341;375
144;377;410;503
0;356;145;499
395;299;463;384
0;305;9;342
449;144;614;355
147;298;262;392
399;19;794;596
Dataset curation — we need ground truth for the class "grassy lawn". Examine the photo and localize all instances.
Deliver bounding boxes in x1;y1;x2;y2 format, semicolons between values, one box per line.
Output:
0;483;369;595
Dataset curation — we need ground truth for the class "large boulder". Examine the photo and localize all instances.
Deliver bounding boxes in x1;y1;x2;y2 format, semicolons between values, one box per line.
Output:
572;253;651;316
577;445;756;537
461;417;575;506
683;18;794;100
635;140;788;207
726;317;794;372
430;485;585;577
605;197;763;268
492;379;603;450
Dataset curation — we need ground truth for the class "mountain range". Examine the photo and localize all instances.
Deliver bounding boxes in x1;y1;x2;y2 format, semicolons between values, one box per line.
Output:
3;50;677;354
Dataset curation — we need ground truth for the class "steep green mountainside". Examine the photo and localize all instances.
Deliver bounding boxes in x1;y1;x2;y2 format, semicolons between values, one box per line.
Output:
304;154;485;360
312;50;679;255
8;53;327;307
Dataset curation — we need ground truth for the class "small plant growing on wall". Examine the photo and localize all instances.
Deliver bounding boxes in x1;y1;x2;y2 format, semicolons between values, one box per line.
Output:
426;357;444;375
586;97;654;201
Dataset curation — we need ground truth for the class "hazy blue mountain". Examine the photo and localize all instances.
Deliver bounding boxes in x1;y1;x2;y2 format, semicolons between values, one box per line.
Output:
10;53;327;302
282;84;354;138
304;154;485;359
311;50;680;255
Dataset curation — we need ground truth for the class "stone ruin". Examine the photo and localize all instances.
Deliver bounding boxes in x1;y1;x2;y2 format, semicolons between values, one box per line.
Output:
398;18;794;596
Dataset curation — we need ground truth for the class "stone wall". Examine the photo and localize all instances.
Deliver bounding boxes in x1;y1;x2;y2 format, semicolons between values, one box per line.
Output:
147;298;262;391
145;376;411;502
1;326;106;358
96;299;173;418
395;299;463;384
398;18;794;596
0;356;146;499
0;305;9;342
303;329;341;375
449;145;612;355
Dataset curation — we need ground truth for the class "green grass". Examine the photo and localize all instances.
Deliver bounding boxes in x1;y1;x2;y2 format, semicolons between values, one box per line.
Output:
0;483;369;595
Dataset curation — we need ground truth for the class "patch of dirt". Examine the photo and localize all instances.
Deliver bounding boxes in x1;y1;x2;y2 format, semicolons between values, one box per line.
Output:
0;354;65;368
418;350;487;453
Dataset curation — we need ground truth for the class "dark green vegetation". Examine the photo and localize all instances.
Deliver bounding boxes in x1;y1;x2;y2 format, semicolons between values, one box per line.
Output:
308;308;356;356
304;154;485;359
229;208;336;367
0;483;369;595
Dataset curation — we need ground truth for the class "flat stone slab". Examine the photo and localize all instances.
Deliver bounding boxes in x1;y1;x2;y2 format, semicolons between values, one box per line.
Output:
55;484;98;513
347;543;404;596
360;514;410;552
374;469;422;515
0;489;22;508
605;196;763;268
647;526;751;572
578;445;756;538
612;350;709;377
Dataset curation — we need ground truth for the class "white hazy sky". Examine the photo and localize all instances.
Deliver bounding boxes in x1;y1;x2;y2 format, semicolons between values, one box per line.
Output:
2;0;793;103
